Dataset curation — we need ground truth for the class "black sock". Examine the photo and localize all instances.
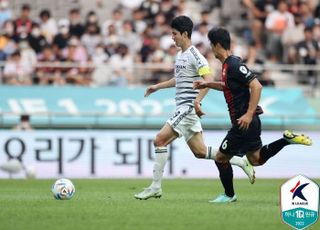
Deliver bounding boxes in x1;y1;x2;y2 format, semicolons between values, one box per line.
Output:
215;161;234;197
259;138;290;165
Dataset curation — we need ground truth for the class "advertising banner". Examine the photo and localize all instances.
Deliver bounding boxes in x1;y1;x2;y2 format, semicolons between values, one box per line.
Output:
0;130;319;179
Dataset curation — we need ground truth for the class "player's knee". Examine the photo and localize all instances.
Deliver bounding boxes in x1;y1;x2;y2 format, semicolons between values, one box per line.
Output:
215;152;229;163
154;134;165;147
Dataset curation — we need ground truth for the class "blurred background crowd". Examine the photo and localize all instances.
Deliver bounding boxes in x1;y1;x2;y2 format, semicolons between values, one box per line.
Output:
0;0;320;93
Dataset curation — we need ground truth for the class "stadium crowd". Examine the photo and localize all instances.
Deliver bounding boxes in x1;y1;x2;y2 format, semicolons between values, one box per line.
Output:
0;0;319;87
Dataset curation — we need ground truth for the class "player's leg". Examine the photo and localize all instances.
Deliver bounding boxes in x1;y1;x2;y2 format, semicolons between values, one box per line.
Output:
209;131;240;203
134;123;178;200
246;130;312;166
186;132;254;183
211;151;237;203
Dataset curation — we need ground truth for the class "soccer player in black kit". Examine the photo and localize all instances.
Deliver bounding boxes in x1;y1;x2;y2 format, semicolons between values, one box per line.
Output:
193;28;312;203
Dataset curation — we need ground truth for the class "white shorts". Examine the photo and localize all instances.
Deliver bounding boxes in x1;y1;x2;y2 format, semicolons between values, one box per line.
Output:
166;106;202;142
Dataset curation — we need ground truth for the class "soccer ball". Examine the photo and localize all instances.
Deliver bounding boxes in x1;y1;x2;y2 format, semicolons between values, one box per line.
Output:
51;178;75;200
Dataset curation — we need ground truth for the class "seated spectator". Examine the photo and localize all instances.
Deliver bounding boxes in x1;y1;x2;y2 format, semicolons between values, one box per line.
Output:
103;24;120;55
14;4;34;40
131;8;147;35
102;9;123;37
3;51;32;85
299;1;315;28
69;8;85;38
19;39;37;76
59;37;89;85
84;11;100;31
192;22;210;49
81;23;102;57
91;44;109;65
0;20;17;61
0;0;12;28
119;20;141;55
36;45;64;85
28;23;48;54
52;19;71;58
108;43;133;85
295;27;319;85
39;9;58;44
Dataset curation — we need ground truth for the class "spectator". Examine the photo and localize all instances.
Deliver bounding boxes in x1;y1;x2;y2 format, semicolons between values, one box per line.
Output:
28;23;48;54
102;9;123;36
81;23;102;57
194;10;216;30
69;8;85;38
192;22;210;49
108;43;134;85
159;0;177;25
139;0;161;24
139;28;156;63
0;20;17;61
52;19;71;58
299;1;315;28
14;4;34;40
242;0;277;49
39;9;58;44
85;11;100;30
14;114;33;130
265;0;295;62
19;39;37;76
36;45;64;85
59;37;89;85
3;51;32;85
91;43;109;65
282;15;305;64
119;20;141;55
103;24;120;55
0;0;12;28
148;49;171;84
131;8;147;35
295;27;319;86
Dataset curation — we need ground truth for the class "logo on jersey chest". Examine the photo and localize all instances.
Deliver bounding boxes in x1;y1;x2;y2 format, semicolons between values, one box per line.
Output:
175;64;187;73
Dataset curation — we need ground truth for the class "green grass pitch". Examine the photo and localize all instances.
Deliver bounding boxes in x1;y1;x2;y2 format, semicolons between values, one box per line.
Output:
0;179;319;230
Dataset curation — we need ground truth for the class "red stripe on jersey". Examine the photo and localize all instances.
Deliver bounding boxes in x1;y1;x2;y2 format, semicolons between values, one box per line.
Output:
221;63;236;122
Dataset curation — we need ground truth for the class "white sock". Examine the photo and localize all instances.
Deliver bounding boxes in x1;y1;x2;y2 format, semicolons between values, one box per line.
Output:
229;156;245;167
150;147;168;189
206;146;245;167
205;146;218;160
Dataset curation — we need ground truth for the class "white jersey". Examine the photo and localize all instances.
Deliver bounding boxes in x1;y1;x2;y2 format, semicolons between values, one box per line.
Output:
174;45;210;108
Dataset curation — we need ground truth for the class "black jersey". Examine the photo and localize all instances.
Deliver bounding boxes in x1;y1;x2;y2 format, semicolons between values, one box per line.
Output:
221;55;262;124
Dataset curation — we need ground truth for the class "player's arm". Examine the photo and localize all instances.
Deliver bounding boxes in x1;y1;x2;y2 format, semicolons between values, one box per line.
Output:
238;78;263;130
247;78;262;116
144;77;176;97
193;80;224;91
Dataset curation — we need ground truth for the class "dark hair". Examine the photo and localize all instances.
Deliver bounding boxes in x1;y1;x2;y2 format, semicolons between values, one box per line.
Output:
171;16;193;38
40;9;51;18
22;4;30;11
208;27;231;50
21;114;30;121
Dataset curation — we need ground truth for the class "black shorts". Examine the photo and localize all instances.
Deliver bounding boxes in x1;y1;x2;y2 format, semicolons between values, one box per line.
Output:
219;115;262;156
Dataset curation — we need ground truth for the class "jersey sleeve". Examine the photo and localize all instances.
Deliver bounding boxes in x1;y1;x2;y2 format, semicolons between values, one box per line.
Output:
189;47;211;76
228;62;256;85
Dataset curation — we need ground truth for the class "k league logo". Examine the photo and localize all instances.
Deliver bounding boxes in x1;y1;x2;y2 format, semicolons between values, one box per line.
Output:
281;175;319;230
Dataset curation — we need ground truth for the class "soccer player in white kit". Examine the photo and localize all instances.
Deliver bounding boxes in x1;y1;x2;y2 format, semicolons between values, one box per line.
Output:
134;16;254;200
